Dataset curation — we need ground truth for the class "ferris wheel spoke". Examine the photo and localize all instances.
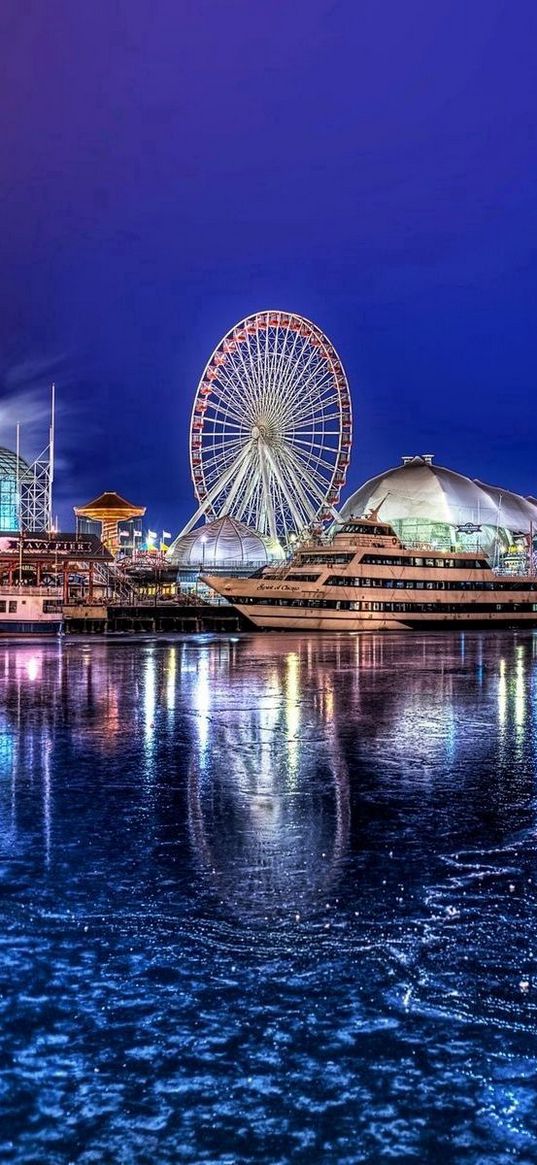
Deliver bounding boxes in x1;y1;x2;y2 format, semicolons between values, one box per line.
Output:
203;397;249;427
211;362;259;419
271;467;300;540
203;373;248;409
180;440;255;537
289;432;341;443
278;369;337;429
270;325;302;417
269;469;290;542
265;442;316;526
223;348;263;406
264;325;283;419
242;477;261;530
201;436;246;458
279;340;333;407
200;435;243;456
286;445;336;490
283;444;335;509
274;471;313;532
235;467;263;530
285;411;344;433
272;344;322;423
267;327;304;420
219;443;256;517
211;346;260;416
257;440;278;541
287;442;340;473
244;329;264;403
283;391;343;427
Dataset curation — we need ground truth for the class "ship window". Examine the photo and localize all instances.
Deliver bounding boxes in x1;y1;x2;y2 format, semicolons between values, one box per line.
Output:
285;573;320;582
8;601;17;613
340;522;392;536
299;552;354;565
0;601;5;612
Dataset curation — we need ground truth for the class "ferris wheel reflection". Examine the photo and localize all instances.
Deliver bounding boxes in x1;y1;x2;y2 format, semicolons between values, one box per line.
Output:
187;641;350;915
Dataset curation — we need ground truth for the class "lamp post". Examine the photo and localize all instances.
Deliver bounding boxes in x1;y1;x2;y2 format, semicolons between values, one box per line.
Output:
198;534;207;597
132;528;142;567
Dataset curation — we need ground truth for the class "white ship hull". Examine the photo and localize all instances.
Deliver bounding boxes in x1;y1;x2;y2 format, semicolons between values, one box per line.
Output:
229;604;537;632
0;589;63;635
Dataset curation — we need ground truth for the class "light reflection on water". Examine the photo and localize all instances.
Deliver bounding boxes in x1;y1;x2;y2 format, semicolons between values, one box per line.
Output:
0;631;537;1163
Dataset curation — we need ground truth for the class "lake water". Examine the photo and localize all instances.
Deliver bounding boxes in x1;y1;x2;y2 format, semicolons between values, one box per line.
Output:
1;631;537;1164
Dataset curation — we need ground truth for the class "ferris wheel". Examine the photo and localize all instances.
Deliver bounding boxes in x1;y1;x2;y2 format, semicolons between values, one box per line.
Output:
181;310;352;544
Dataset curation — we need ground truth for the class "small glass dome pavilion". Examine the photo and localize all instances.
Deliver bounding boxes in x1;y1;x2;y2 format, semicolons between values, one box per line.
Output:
0;447;30;531
168;516;283;594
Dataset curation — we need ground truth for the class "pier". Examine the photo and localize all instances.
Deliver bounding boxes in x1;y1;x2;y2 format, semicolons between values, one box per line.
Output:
64;601;249;635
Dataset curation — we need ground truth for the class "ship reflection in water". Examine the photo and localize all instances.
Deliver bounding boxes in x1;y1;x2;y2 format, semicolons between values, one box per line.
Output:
1;632;537;1163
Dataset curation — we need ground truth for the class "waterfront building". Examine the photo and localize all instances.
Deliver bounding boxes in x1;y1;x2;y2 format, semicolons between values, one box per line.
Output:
0;531;112;597
0;443;55;533
341;454;537;557
0;447;28;531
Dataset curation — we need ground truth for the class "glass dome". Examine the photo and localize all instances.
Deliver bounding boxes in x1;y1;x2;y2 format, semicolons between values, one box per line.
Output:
168;516;283;570
341;455;537;553
0;446;29;532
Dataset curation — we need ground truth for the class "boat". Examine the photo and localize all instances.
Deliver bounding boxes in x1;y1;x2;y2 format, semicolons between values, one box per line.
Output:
0;587;64;634
203;516;537;631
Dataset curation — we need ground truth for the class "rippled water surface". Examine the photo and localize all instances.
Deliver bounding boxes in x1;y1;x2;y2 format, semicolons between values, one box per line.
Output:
1;631;537;1163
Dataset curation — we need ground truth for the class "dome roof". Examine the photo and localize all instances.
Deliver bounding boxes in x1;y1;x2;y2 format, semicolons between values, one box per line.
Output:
169;516;275;568
0;446;29;478
341;455;537;534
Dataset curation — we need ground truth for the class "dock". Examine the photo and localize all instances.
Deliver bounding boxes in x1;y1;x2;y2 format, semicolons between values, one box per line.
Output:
63;602;250;634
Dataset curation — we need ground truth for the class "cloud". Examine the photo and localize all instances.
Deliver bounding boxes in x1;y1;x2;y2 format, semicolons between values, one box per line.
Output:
0;354;66;459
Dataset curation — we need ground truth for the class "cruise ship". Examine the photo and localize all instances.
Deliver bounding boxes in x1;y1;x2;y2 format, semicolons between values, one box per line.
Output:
204;516;537;631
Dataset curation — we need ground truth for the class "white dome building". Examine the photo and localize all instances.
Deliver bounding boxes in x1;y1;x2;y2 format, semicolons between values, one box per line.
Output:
341;455;537;554
168;516;283;593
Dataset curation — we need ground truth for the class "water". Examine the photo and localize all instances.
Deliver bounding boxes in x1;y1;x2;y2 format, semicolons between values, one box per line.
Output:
1;631;537;1164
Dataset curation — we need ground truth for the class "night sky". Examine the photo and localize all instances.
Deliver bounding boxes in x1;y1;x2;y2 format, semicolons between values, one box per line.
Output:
0;0;536;534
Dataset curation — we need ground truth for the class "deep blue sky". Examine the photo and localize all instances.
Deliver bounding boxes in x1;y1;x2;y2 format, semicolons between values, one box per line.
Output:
0;0;536;532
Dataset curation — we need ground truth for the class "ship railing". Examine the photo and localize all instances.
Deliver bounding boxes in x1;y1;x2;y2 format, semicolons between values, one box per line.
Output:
493;566;535;578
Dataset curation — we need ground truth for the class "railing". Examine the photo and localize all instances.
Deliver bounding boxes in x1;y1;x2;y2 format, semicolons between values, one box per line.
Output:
92;560;137;603
0;585;63;595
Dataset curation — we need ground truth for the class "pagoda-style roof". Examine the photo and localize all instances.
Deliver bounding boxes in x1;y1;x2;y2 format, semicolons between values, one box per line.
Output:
74;490;146;520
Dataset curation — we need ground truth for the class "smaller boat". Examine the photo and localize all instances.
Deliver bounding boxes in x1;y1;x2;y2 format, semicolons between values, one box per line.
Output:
0;587;64;634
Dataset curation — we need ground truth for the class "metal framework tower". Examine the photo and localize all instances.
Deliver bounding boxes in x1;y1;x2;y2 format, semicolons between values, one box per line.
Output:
18;385;55;532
